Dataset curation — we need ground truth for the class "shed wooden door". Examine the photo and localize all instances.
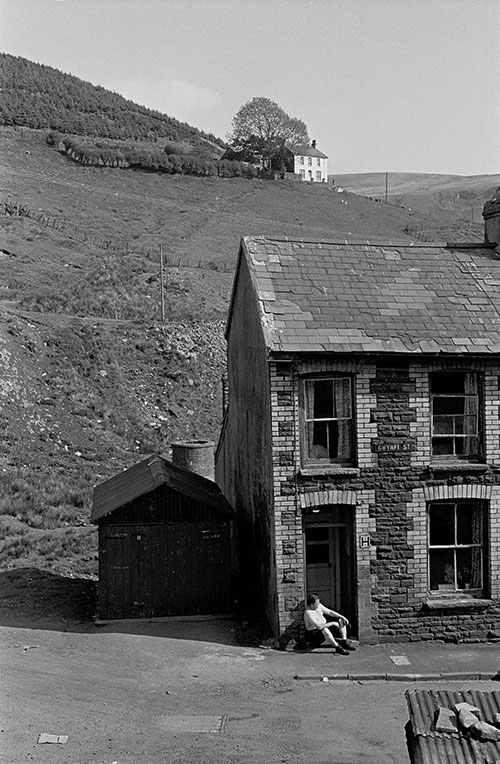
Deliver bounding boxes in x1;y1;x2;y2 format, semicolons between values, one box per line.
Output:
99;526;140;619
99;522;231;619
165;522;231;616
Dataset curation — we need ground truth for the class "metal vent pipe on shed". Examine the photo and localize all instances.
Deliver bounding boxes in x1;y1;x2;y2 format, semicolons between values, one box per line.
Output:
171;440;215;481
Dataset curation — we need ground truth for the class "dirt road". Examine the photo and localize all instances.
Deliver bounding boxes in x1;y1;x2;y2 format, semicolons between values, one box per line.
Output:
1;615;412;764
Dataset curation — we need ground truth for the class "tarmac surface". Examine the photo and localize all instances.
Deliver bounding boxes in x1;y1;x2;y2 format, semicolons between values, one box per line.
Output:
273;638;500;682
93;616;500;682
3;616;500;764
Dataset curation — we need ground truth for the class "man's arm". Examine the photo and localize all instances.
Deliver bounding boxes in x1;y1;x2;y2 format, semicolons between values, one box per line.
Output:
321;605;349;625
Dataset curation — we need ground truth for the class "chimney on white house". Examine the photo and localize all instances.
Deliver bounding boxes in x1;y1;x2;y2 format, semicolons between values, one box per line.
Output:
483;187;500;245
311;139;316;149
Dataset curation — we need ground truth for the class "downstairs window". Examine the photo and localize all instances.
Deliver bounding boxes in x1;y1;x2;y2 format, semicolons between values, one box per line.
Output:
428;501;486;594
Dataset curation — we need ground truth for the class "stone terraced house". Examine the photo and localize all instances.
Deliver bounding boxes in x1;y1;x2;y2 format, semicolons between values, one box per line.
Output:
215;189;500;645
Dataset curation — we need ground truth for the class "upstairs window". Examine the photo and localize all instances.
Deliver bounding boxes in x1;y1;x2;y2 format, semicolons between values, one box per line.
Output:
301;377;354;465
299;156;304;165
308;157;312;165
428;501;486;594
316;158;321;166
431;372;482;461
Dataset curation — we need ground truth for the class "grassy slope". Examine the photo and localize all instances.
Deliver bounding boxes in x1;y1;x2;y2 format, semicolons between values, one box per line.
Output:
335;172;500;225
0;127;491;578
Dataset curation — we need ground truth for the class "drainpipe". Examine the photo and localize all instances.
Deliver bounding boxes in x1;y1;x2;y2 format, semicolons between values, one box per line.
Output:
291;362;302;602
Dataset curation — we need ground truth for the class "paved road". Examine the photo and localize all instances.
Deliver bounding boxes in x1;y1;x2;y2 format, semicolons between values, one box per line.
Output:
2;618;499;764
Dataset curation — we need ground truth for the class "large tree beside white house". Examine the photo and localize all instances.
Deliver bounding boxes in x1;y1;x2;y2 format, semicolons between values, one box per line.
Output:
227;97;309;170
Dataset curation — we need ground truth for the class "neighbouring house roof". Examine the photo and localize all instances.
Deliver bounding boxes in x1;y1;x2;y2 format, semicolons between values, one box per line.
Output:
228;236;500;355
91;455;232;523
406;689;500;764
292;144;328;159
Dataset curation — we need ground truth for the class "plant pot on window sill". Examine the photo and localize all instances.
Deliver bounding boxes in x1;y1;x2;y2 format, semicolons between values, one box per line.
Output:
428;462;488;475
299;466;360;477
425;596;493;611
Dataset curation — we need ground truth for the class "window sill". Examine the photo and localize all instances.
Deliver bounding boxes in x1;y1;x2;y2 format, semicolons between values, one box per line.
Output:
428;462;488;474
425;597;492;611
299;466;360;477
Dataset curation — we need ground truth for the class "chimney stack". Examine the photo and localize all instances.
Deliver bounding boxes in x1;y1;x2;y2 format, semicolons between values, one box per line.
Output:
483;187;500;245
311;139;316;149
171;440;215;481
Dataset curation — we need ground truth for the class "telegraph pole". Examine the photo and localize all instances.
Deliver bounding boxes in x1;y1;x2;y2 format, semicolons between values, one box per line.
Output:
159;244;165;323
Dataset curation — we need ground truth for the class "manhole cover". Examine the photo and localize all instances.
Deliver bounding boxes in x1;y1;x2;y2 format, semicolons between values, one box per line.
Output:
156;715;227;733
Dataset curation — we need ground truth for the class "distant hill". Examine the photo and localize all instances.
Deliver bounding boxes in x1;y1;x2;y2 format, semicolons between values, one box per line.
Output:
334;172;500;227
0;52;225;149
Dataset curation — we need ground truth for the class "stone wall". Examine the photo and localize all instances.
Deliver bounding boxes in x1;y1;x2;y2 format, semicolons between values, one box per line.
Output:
270;355;500;644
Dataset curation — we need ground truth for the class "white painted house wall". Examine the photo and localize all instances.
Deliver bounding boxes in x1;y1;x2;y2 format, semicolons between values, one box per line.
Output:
293;149;328;182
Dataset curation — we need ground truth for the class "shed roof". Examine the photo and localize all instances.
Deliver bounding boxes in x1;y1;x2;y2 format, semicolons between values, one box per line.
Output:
91;455;232;523
230;236;500;355
293;144;328;159
406;689;500;764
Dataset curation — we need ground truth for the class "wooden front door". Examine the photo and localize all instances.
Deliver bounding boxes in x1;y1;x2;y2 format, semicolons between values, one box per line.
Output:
304;507;356;632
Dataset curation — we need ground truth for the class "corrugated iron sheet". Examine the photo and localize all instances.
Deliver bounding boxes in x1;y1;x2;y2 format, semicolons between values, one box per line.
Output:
413;736;484;764
406;690;500;764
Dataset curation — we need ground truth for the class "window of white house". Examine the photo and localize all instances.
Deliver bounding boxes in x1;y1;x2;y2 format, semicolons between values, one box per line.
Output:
300;156;304;164
300;169;305;179
301;377;354;465
428;501;485;593
431;372;482;461
316;158;321;166
308;157;312;165
316;171;322;181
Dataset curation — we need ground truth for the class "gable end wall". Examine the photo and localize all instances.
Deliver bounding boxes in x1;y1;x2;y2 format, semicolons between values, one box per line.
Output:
215;256;277;629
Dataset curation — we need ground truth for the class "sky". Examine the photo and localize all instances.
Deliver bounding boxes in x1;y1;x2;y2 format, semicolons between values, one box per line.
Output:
1;0;499;176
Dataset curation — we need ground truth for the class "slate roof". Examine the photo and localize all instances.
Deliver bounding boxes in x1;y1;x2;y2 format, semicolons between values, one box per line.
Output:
232;236;500;355
293;144;328;159
91;455;232;523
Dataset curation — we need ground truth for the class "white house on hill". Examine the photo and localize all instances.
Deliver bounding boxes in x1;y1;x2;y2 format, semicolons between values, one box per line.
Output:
293;140;328;182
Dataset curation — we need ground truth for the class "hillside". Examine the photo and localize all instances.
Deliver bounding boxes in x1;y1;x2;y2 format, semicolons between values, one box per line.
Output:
0;126;493;580
335;172;500;231
0;52;224;149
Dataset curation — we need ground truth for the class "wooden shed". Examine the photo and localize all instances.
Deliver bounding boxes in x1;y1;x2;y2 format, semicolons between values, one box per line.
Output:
91;455;233;620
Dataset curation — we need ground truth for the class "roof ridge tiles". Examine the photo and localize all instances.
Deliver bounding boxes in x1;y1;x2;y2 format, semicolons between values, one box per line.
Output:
244;235;489;249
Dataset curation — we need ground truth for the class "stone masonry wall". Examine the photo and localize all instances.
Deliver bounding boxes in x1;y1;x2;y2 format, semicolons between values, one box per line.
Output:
270;356;500;645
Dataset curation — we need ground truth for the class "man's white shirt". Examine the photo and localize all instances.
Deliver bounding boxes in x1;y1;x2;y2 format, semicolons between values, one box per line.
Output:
304;603;334;631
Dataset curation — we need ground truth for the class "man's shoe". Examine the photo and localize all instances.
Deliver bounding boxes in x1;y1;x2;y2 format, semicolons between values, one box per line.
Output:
339;640;357;651
335;645;350;655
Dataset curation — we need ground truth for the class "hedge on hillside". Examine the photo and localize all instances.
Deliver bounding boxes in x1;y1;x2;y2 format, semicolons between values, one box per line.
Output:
54;135;257;178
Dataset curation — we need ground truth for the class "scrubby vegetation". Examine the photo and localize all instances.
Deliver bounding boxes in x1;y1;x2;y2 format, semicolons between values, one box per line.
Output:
0;472;97;575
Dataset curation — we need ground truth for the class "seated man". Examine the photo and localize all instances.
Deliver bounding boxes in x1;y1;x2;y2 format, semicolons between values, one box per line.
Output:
303;594;357;655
